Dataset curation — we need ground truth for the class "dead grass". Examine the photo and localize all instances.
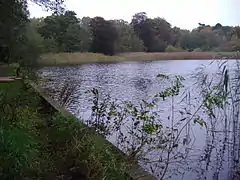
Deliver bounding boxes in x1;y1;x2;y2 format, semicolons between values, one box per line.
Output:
39;52;239;66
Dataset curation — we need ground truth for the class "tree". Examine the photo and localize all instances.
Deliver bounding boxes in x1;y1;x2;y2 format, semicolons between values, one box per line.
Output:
132;13;174;52
0;0;29;64
4;0;238;58
222;26;234;41
79;17;93;50
112;20;144;52
30;0;65;12
149;17;172;44
38;10;85;52
132;12;160;52
26;18;45;51
0;0;67;65
131;13;150;50
90;17;118;55
213;23;223;30
180;29;220;51
234;26;240;39
64;24;91;52
180;32;204;51
170;27;181;46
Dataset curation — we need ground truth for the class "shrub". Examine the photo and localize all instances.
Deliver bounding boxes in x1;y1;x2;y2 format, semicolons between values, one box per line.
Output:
0;81;128;180
0;82;41;179
48;113;127;180
165;45;180;52
193;48;203;52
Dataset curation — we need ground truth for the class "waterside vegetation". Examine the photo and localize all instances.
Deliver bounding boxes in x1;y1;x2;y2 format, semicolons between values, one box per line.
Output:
1;0;240;67
40;60;240;179
39;52;239;66
1;0;240;179
0;79;131;180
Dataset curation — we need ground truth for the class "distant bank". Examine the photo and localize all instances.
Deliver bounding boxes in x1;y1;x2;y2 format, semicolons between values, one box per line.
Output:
39;52;240;66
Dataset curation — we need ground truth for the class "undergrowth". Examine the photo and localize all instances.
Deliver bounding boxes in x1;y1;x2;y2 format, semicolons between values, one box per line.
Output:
0;81;128;180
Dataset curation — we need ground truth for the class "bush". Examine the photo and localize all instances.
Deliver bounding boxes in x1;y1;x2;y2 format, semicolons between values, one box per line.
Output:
193;48;203;52
165;45;180;52
233;41;240;51
211;47;221;52
48;114;127;180
0;82;41;179
0;81;128;180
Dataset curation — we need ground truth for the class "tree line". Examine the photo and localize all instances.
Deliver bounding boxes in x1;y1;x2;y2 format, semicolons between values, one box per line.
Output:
27;11;240;55
1;0;240;65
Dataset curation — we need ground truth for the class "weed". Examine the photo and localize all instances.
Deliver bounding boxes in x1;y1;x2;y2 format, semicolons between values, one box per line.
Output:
39;52;237;66
0;81;128;179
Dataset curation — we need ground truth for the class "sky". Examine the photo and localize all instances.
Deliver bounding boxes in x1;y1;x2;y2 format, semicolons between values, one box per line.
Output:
28;0;240;30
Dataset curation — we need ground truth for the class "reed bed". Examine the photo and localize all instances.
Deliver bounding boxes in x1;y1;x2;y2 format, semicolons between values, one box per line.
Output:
39;52;238;66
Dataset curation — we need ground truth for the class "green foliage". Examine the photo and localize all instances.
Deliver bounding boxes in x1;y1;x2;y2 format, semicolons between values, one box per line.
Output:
25;18;45;53
38;11;83;52
48;114;127;179
235;26;240;39
31;0;65;12
157;74;170;79
0;82;41;179
0;81;128;179
64;24;90;52
180;32;205;51
165;45;180;52
1;0;240;66
85;75;186;164
90;17;118;55
0;0;29;64
155;75;184;99
232;40;240;51
81;62;236;178
193;48;202;52
113;20;144;52
131;12;168;52
0;125;37;179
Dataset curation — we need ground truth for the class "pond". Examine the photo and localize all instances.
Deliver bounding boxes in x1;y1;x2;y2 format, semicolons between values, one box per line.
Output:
39;59;240;180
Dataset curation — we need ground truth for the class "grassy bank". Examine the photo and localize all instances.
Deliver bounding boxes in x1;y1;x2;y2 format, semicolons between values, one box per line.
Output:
0;80;129;179
39;52;239;66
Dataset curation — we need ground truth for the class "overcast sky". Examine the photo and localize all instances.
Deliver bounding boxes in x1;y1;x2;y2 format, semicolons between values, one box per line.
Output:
28;0;240;30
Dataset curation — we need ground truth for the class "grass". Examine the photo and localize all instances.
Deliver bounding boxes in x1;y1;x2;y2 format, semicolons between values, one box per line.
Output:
0;80;129;180
0;63;18;76
38;52;239;66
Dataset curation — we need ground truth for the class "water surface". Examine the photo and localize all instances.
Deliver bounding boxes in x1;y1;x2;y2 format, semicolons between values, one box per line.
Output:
39;60;240;180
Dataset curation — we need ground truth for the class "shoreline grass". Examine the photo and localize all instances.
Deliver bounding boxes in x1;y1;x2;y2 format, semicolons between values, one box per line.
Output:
0;80;130;180
38;52;240;66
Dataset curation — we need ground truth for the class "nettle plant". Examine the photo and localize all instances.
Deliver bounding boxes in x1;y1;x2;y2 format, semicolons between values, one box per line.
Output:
85;61;232;179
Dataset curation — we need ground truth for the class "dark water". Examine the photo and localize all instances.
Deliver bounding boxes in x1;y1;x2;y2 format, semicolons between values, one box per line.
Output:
39;60;240;180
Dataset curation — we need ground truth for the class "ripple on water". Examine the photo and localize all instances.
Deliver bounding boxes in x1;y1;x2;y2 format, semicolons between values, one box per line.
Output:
39;60;240;180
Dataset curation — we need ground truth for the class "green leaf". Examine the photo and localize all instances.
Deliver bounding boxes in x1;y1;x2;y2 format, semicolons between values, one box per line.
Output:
193;116;206;127
142;124;158;134
157;74;169;79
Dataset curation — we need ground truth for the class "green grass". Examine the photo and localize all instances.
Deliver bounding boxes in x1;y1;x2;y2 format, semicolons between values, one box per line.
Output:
0;64;18;76
0;80;129;180
38;52;239;66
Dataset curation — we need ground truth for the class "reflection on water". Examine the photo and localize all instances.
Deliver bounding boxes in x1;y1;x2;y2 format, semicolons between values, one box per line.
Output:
39;60;240;180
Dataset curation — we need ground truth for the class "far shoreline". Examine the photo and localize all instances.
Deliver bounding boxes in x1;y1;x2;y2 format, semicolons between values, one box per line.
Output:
38;52;240;66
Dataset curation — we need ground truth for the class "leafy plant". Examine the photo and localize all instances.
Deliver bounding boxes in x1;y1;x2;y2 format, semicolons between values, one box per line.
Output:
84;62;236;179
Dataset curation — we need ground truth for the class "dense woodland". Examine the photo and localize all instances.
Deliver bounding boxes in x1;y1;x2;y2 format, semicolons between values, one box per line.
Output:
1;0;240;65
30;11;240;55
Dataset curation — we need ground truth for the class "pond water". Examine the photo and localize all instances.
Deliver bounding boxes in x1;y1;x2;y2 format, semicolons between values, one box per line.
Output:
39;60;240;180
